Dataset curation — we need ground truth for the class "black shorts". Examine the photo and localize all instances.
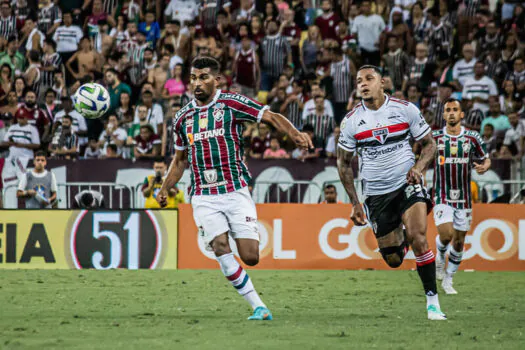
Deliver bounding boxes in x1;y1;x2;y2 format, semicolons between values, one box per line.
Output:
363;184;433;238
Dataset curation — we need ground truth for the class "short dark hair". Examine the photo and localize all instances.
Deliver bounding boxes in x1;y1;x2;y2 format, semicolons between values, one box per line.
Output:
358;65;383;76
45;88;56;96
444;98;460;105
35;150;46;158
44;38;57;50
169;19;181;26
25;89;36;97
324;184;336;192
63;115;73;122
108;144;118;153
105;68;118;76
302;124;315;133
28;50;40;62
191;56;221;75
80;192;94;207
153;157;166;164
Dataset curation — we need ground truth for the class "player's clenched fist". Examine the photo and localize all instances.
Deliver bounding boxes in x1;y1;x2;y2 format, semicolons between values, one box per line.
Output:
156;190;168;208
293;131;314;150
406;166;423;185
351;203;367;226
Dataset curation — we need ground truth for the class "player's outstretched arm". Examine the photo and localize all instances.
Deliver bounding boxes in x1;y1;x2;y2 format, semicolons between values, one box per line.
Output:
337;148;366;226
408;132;437;185
157;149;188;207
261;110;313;150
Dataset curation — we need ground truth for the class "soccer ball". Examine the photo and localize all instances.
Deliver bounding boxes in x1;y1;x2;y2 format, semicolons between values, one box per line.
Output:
73;83;110;119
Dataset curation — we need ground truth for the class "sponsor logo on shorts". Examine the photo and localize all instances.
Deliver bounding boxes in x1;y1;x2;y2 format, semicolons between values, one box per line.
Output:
246;216;257;223
436;210;444;219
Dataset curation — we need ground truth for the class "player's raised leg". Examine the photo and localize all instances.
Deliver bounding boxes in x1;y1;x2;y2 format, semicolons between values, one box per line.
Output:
402;203;446;320
211;234;271;320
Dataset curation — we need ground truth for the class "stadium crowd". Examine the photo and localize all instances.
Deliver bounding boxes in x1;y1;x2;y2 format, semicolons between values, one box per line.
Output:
0;0;523;165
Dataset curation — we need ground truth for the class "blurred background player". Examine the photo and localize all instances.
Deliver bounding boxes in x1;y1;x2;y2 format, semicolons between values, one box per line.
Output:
157;57;311;321
433;99;491;294
337;65;445;320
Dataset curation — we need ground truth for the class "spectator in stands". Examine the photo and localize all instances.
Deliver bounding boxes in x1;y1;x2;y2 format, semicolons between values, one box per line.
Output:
263;136;290;159
249;123;271;159
331;46;354;124
463;61;499;114
116;91;134;128
322;184;341;204
24;50;42;99
405;83;421;108
150;54;171;99
500;80;523;115
142;159;185;209
302;95;334;144
300;25;322;75
0;64;13;103
462;96;486;132
15;90;50;141
139;11;161;48
98;114;127;156
480;101;511;134
83;138;102;159
0;112;40;160
73;190;105;209
325;126;340;158
128;105;151;141
0;36;25;77
292;124;322;160
133;90;163;135
163;63;186;99
66;37;102;82
260;18;292;91
42;89;58;118
232;0;261;25
505;57;525;93
0;91;18;118
232;36;260;99
104;144;121;159
500;111;525;159
54;96;88;149
22;15;44;52
37;0;62;36
164;0;199;25
270;87;287;113
315;0;340;40
0;3;18;48
16;151;57;209
161;101;181;157
482;123;498;156
53;11;83;75
452;43;477;89
351;0;385;66
49;115;78;159
280;79;304;129
133;124;161;159
105;68;132;116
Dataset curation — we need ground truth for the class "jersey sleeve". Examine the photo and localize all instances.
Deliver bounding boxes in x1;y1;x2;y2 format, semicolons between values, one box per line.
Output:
224;94;269;123
470;131;488;159
173;114;188;151
406;103;430;141
337;116;356;152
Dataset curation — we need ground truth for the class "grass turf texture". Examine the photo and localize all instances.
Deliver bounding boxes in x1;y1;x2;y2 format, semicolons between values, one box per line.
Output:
0;270;524;349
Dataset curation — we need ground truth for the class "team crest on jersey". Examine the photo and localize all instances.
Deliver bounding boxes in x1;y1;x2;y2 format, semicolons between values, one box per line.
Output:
463;142;471;153
213;103;225;121
203;169;218;184
199;117;208;129
450;190;460;200
372;128;389;144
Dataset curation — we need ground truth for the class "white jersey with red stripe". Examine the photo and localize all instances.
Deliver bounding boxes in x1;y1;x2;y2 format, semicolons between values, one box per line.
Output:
338;95;431;196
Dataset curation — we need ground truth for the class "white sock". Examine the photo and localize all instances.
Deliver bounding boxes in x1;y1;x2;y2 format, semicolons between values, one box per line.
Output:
426;293;440;309
217;253;266;310
435;235;448;260
446;247;463;276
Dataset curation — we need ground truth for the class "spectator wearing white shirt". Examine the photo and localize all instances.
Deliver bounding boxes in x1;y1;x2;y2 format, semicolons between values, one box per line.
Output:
164;0;199;26
500;111;525;159
302;82;334;119
462;61;499;113
325;126;340;158
98;115;127;156
53;96;88;149
132;90;164;135
351;0;385;66
52;11;83;65
452;43;477;88
0;113;40;160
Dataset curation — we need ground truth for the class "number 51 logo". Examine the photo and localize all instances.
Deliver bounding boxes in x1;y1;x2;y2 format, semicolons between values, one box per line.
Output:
68;211;165;270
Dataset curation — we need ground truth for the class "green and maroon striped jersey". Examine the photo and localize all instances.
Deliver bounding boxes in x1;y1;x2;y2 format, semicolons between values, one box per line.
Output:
173;90;269;196
432;127;487;209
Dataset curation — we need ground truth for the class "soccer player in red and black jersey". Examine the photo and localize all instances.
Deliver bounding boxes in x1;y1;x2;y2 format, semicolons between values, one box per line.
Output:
157;57;311;321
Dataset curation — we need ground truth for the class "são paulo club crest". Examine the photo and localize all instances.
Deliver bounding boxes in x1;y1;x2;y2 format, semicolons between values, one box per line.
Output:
213;103;225;121
372;128;389;144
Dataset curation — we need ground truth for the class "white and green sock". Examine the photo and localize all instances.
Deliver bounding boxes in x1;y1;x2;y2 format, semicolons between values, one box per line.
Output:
446;247;463;276
435;235;448;261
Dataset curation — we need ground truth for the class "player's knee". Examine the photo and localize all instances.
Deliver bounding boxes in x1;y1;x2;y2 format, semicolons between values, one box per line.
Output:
380;245;407;268
452;236;465;252
211;236;231;256
408;233;427;253
240;251;259;266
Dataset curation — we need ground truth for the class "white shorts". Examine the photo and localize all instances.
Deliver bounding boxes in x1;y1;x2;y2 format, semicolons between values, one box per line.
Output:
191;187;259;249
433;204;472;231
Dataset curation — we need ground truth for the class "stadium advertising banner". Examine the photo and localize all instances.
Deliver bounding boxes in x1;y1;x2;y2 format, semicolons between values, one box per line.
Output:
178;204;525;271
0;210;178;269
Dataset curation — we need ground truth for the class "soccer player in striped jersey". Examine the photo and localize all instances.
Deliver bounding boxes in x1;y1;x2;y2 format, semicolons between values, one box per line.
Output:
432;98;490;294
338;65;446;320
157;57;312;321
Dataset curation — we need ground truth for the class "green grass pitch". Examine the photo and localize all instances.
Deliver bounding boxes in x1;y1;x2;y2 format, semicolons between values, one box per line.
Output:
0;270;524;349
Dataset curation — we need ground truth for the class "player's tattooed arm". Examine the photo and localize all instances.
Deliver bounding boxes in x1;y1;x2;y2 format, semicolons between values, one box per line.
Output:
408;132;436;185
157;149;188;207
336;148;359;205
337;148;366;226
